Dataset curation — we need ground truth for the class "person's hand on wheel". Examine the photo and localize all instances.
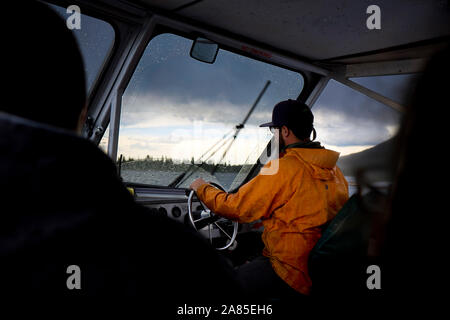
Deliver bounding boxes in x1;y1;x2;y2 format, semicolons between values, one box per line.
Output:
189;178;207;192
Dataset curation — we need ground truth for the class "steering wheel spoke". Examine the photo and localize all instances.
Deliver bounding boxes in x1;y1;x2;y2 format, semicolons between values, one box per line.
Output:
187;184;238;251
213;222;233;240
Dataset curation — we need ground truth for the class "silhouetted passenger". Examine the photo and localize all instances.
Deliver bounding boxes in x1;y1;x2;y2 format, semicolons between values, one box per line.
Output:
382;44;450;307
0;0;239;305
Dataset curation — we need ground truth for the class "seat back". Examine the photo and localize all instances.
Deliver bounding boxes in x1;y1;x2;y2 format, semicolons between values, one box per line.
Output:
308;192;382;296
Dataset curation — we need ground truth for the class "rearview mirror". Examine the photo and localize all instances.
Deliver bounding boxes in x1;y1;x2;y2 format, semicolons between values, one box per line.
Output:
190;37;219;64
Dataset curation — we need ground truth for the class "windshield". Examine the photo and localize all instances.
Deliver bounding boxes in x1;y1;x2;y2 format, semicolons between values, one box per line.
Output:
118;33;303;190
312;77;410;195
49;3;115;94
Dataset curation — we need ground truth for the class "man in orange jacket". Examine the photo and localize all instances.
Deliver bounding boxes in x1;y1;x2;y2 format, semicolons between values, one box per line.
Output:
190;99;348;298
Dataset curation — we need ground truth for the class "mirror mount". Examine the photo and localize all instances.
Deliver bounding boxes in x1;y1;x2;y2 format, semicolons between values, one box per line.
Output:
190;37;219;64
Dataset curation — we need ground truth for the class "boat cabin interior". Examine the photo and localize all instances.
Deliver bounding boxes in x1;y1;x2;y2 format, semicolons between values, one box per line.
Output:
40;0;450;298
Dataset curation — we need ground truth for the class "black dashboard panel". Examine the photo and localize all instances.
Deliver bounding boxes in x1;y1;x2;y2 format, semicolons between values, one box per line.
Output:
130;185;201;225
129;185;262;235
146;202;191;224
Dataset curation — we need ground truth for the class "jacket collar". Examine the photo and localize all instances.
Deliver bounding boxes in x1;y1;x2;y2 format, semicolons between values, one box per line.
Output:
281;140;324;153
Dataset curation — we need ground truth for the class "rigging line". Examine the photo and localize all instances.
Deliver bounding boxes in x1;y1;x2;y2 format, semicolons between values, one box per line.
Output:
202;134;234;163
177;134;235;186
242;143;258;165
210;131;239;175
167;130;234;187
241;80;271;127
197;129;234;162
210;80;271;175
171;80;271;187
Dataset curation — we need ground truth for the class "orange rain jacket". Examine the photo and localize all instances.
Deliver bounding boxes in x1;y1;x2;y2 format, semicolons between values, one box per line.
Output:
196;147;349;295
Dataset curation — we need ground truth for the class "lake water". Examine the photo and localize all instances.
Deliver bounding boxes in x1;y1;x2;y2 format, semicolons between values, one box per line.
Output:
122;169;358;196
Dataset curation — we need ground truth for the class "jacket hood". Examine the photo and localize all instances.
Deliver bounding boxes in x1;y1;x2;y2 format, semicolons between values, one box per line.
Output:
284;147;341;180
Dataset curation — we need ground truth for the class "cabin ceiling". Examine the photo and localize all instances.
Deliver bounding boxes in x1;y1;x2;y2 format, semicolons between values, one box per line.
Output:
133;0;450;61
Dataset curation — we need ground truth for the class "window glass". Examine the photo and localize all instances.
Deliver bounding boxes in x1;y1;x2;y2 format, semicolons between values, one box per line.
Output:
49;3;115;93
350;74;421;106
312;79;402;192
99;125;109;154
118;33;304;190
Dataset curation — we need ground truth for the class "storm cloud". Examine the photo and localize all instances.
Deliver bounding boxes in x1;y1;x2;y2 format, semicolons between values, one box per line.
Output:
312;79;403;147
122;33;303;127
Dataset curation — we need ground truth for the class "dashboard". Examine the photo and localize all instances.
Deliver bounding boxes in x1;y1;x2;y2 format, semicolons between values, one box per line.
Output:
129;185;264;262
130;185;262;234
131;186;199;227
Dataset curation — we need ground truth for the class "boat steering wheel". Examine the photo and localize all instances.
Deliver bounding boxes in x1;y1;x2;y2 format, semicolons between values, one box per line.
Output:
187;182;238;250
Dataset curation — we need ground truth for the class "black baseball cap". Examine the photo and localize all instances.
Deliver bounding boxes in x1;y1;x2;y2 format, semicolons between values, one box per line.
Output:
260;99;314;138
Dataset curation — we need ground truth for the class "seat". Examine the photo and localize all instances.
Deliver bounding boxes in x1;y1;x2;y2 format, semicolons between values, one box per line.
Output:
308;191;385;297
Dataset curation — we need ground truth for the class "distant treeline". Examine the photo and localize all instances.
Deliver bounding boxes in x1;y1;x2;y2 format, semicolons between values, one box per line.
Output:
120;155;242;172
